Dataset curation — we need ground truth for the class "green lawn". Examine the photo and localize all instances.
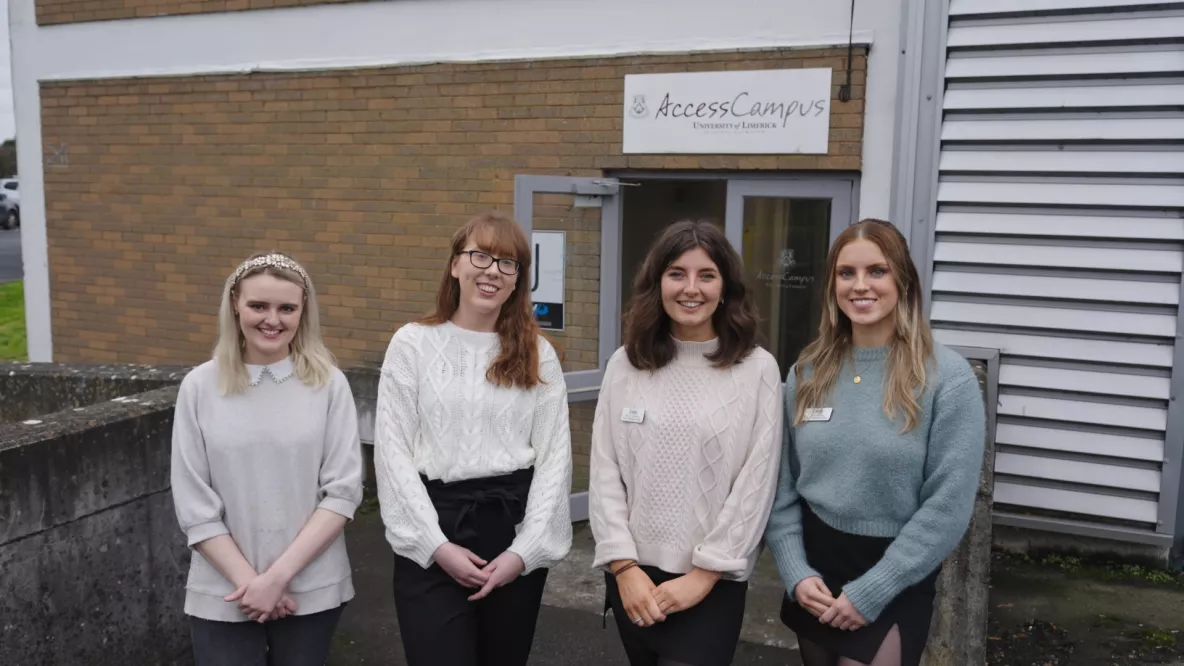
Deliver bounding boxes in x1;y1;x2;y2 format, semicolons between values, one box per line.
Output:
0;280;27;361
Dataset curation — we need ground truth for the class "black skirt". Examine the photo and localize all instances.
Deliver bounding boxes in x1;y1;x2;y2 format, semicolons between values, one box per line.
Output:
779;503;939;666
604;566;747;666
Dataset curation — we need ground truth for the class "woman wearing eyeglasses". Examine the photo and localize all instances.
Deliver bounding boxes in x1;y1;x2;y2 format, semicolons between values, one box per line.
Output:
373;212;573;666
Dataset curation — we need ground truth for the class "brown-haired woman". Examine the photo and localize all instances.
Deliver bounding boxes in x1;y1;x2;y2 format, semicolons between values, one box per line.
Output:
765;219;986;666
372;212;573;666
589;220;783;666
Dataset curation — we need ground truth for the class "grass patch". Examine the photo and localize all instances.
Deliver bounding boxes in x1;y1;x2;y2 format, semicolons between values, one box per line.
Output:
0;280;25;361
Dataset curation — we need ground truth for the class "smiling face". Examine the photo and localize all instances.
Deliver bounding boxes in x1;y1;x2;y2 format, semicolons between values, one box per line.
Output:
234;272;304;365
450;240;519;329
660;247;723;342
834;238;899;347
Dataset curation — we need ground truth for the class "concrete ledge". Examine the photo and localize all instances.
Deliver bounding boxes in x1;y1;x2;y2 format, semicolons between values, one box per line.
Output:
0;365;192;666
0;361;189;422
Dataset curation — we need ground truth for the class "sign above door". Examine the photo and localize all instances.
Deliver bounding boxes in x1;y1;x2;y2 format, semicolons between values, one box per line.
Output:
622;68;833;155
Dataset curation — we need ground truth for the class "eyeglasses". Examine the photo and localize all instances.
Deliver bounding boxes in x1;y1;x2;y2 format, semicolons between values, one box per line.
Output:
458;250;521;276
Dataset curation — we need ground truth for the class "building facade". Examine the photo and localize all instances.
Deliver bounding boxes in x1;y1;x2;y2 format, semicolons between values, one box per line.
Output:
11;0;1184;558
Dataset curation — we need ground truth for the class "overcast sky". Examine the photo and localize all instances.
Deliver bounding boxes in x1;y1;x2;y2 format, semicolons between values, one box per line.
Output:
0;0;15;143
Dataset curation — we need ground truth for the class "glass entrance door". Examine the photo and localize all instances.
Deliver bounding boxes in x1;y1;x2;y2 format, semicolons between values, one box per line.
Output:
725;179;855;378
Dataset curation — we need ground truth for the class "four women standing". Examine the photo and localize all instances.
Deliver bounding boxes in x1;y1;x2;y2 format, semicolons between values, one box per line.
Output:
172;214;984;666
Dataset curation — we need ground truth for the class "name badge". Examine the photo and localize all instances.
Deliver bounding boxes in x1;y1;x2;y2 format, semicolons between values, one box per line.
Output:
804;408;833;422
621;407;645;424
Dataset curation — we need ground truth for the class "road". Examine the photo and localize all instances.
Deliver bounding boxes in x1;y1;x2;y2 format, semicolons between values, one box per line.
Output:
0;228;22;283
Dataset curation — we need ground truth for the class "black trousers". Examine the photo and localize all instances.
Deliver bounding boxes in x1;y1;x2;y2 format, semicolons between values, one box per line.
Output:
392;468;549;666
188;605;345;666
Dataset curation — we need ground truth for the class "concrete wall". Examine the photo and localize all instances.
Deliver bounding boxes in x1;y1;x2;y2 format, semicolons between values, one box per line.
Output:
0;362;188;422
0;364;191;666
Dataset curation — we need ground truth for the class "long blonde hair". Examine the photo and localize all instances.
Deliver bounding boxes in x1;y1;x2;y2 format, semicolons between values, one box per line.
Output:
793;219;934;431
213;251;336;395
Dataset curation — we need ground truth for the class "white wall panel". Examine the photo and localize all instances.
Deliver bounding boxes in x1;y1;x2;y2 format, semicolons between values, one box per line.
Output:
946;49;1184;79
951;0;1184;14
933;301;1175;337
938;180;1184;209
944;83;1184;110
994;482;1159;522
999;364;1171;400
998;394;1167;434
936;212;1184;241
939;150;1184;175
942;118;1184;142
934;329;1175;367
995;452;1161;492
933;241;1183;272
947;15;1184;48
996;423;1165;462
932;270;1179;305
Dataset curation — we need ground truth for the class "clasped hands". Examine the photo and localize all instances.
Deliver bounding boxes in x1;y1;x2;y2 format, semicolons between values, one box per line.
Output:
795;576;867;631
615;564;719;628
225;569;298;623
434;542;525;601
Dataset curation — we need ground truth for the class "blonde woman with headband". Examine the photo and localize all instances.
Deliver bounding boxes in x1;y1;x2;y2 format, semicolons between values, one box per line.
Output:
765;220;986;666
170;251;364;666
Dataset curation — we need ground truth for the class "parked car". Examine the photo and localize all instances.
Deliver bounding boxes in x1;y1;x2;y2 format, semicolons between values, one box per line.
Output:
0;179;19;230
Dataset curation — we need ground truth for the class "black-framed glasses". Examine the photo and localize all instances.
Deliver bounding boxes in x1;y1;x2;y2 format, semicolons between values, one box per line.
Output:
458;250;521;276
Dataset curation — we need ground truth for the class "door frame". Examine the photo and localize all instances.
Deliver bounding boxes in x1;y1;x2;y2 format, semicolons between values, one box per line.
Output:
724;178;857;254
513;175;623;403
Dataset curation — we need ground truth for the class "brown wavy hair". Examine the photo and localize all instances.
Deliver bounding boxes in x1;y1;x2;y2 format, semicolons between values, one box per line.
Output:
792;218;934;431
623;219;759;371
421;212;547;389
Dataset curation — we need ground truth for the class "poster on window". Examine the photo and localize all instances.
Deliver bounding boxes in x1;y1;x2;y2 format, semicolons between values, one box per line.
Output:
531;231;565;331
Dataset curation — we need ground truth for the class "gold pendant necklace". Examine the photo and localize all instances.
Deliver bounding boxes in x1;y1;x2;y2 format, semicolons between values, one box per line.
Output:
853;355;864;384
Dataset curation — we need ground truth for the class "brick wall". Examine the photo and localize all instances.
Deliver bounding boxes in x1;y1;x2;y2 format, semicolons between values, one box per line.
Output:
41;48;865;370
37;0;365;25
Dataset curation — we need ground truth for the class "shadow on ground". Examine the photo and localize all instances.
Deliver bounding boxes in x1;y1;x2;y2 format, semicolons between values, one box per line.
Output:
327;502;801;665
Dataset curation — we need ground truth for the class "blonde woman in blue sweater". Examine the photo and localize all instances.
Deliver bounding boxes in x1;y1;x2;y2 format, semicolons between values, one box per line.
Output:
765;219;986;666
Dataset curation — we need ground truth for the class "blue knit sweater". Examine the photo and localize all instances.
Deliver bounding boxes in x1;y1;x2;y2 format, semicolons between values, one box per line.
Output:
764;343;986;622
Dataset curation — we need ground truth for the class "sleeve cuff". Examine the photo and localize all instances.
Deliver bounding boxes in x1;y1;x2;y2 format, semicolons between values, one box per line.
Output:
403;529;449;569
591;539;639;571
186;520;230;547
691;546;749;577
842;563;905;622
318;496;360;521
767;536;821;600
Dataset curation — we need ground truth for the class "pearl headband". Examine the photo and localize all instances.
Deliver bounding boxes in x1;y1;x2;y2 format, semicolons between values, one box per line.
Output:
228;253;310;290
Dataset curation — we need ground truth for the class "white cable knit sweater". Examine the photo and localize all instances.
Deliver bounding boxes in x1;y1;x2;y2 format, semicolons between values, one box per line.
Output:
589;339;783;581
373;321;573;574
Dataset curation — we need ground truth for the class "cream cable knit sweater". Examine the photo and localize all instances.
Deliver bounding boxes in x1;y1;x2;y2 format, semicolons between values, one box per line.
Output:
589;339;783;581
373;321;573;574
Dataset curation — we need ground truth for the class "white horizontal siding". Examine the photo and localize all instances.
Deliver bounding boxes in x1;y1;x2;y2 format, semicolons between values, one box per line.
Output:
995;452;1161;492
952;0;1184;14
994;482;1159;523
946;48;1184;79
939;150;1184;175
932;271;1179;305
947;14;1184;48
1000;364;1172;400
933;241;1183;273
935;329;1174;367
996;423;1164;462
944;82;1184;111
998;393;1166;434
935;3;1181;540
936;212;1184;241
942;117;1184;142
937;179;1184;209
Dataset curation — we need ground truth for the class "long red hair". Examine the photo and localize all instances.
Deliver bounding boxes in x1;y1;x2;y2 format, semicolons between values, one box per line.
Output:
421;212;546;389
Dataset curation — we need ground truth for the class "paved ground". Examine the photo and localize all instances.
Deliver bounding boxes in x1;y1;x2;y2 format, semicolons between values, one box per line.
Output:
0;228;21;283
328;505;803;665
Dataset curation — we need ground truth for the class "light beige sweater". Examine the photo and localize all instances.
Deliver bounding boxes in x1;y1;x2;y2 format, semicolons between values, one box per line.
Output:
589;339;783;581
